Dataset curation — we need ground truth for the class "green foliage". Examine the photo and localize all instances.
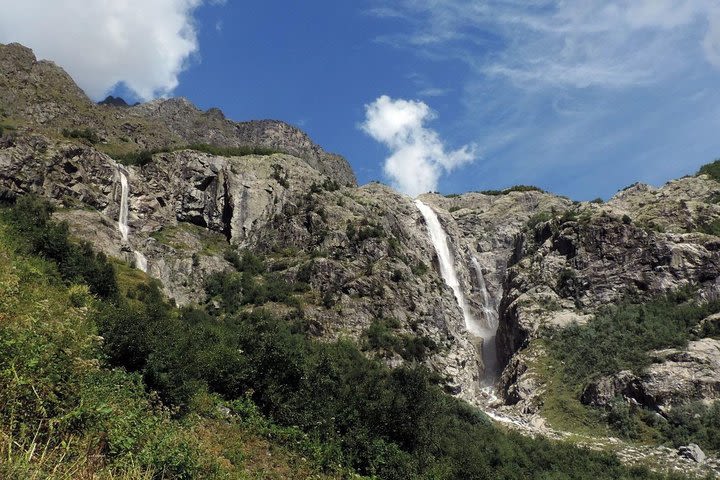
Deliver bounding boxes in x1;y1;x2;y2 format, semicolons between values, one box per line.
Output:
699;218;720;236
113;143;282;166
346;219;385;243
362;319;444;362
527;211;554;229
62;127;99;144
1;196;117;298
660;402;720;451
114;149;156;166
0;222;215;478
622;214;632;225
0;193;686;479
225;248;266;274
547;291;720;386
310;178;341;193
698;159;720;182
411;261;429;276
187;143;280;157
544;290;720;451
271;163;290;188
556;268;581;299
589;197;604;204
479;185;544;195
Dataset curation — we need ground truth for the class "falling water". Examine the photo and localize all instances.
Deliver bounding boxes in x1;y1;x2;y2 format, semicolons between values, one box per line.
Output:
415;199;498;380
471;257;499;379
117;167;148;273
118;169;130;242
134;251;148;273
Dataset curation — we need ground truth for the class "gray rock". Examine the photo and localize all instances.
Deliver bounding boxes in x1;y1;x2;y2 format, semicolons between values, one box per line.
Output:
678;444;706;463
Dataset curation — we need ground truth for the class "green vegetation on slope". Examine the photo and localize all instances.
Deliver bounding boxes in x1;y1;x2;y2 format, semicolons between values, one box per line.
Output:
698;159;720;182
543;291;720;451
0;195;689;479
106;143;283;167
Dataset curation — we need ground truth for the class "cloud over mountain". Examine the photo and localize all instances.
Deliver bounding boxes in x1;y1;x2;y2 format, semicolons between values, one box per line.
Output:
0;0;210;100
362;95;475;196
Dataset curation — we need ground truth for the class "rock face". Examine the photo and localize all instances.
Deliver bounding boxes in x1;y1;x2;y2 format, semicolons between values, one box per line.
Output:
0;42;355;187
0;127;486;400
3;42;720;462
581;338;720;412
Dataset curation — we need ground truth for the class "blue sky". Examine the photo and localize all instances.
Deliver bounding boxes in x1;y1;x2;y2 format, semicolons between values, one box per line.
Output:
3;1;720;200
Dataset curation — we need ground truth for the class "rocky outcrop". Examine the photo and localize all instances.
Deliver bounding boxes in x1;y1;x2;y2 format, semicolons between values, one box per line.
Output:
0;42;355;187
0;128;488;400
494;179;720;412
679;444;707;464
581;338;720;412
128;99;356;186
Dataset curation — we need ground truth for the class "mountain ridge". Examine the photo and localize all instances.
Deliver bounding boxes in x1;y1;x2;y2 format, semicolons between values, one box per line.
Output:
1;42;720;477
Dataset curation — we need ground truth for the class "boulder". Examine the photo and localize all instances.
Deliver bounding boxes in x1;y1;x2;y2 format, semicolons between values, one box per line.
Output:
678;444;706;463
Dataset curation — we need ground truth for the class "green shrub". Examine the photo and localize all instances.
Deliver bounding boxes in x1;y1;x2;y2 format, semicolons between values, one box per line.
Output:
698;159;720;182
547;291;719;386
527;211;553;229
62;127;99;144
411;261;429;276
1;196;117;298
479;185;544;196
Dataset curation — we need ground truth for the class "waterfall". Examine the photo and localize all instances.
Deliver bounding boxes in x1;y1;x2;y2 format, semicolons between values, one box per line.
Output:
415;199;498;380
134;251;148;273
118;169;130;242
471;257;498;378
116;167;148;273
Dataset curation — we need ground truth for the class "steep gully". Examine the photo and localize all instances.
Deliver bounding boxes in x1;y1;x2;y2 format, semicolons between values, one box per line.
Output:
117;166;148;272
414;200;498;381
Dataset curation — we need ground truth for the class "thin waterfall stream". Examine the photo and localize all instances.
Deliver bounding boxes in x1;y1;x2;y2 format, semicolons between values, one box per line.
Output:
117;166;148;273
415;199;498;381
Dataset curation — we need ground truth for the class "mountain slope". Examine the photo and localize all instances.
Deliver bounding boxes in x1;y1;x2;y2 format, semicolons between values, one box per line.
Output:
1;42;720;477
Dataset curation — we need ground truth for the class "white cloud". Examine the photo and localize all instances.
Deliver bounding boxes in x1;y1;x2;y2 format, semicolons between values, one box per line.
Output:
367;1;720;200
0;0;210;100
372;0;720;89
361;95;475;196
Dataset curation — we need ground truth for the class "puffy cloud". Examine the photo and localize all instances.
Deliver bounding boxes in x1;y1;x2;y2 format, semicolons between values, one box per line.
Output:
0;0;208;100
362;95;475;196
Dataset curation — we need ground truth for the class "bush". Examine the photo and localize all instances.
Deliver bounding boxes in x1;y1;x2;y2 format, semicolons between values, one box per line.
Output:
698;159;720;182
62;127;99;144
479;185;544;196
411;261;429;276
1;196;117;298
547;291;720;386
113;143;282;167
527;211;553;229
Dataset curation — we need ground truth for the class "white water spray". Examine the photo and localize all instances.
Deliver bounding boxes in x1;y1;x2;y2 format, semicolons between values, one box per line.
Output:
415;199;498;379
118;169;130;242
471;257;499;378
134;251;148;273
116;167;147;273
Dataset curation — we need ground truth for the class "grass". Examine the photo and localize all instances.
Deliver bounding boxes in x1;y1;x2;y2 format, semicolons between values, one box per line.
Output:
102;143;284;167
0;206;356;479
150;222;229;255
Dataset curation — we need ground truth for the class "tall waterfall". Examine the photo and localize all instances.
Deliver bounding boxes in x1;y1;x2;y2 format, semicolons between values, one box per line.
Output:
117;167;147;273
471;257;499;378
118;169;130;241
415;199;498;380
